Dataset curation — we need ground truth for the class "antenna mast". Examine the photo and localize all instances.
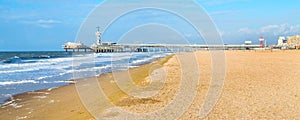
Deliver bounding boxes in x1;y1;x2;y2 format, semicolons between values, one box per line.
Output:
96;26;101;45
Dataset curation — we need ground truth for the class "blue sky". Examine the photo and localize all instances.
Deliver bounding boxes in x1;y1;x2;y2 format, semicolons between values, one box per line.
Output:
0;0;300;51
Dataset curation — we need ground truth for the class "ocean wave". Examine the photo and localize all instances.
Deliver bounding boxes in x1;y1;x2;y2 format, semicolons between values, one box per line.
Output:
0;57;73;69
37;76;54;80
0;80;38;86
0;58;74;74
129;54;167;65
0;68;41;74
130;58;153;65
0;80;72;86
0;52;171;103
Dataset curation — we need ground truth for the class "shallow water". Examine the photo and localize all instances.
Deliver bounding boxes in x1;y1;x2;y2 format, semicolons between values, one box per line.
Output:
0;51;172;103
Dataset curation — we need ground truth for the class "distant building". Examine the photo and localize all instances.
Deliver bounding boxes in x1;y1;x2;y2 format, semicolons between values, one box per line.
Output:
277;36;285;46
64;42;84;49
287;35;300;49
244;40;252;45
101;42;117;46
276;36;288;49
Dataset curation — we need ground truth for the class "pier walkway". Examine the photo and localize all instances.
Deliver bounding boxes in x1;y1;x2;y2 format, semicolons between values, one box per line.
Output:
90;43;261;53
64;42;262;53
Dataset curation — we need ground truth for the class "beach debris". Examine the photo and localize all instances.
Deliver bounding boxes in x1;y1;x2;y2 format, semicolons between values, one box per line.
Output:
32;96;47;99
47;87;58;91
28;91;49;95
1;97;23;109
49;100;55;103
65;80;76;84
16;116;28;120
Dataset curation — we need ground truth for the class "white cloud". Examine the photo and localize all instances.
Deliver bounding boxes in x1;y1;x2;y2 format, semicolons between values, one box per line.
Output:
235;24;300;36
290;25;300;34
36;24;52;28
37;19;62;24
222;23;300;44
260;25;279;33
19;19;62;28
238;28;253;34
197;0;250;5
210;10;242;16
260;24;290;35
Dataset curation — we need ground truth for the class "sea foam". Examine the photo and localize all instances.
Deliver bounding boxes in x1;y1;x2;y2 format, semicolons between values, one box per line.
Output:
0;80;38;86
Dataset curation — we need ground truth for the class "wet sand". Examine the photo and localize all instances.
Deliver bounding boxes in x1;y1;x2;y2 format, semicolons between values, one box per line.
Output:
0;50;299;119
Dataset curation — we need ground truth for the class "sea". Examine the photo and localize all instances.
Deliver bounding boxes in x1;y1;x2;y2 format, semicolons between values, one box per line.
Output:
0;51;172;103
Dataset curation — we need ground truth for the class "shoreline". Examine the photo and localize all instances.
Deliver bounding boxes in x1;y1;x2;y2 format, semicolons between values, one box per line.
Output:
0;53;175;119
0;53;173;104
1;50;300;119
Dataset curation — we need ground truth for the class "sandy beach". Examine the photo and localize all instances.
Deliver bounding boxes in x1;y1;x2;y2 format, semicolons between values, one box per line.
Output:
0;50;299;119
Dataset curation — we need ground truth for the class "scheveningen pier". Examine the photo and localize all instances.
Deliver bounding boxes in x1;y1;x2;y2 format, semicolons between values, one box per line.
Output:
63;41;263;53
92;43;262;53
63;29;264;53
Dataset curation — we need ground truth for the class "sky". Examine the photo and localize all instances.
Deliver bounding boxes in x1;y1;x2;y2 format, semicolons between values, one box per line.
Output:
0;0;300;51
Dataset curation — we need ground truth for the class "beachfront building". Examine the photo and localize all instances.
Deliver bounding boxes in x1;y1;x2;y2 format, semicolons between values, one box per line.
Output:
287;35;300;49
276;36;288;49
277;36;285;46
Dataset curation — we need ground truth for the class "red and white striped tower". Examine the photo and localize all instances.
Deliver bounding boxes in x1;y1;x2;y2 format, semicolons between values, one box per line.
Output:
259;36;264;48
